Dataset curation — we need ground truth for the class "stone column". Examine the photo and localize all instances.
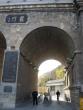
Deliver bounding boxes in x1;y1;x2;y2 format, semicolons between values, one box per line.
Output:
76;10;83;110
65;52;81;110
0;48;4;81
0;50;18;109
70;53;82;110
16;54;38;103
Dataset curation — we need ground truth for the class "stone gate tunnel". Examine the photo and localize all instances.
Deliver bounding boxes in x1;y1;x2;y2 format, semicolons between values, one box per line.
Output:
0;24;82;110
0;1;83;110
16;26;75;103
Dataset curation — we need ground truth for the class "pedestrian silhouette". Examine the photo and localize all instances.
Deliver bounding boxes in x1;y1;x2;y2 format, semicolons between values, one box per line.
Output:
32;91;38;105
56;90;60;101
43;92;49;104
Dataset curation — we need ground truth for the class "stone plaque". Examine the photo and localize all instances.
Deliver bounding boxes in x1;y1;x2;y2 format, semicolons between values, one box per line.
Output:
4;86;12;93
2;51;18;82
6;14;27;23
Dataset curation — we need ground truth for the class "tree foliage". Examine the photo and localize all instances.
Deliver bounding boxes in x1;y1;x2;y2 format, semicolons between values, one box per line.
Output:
39;76;49;87
54;65;64;79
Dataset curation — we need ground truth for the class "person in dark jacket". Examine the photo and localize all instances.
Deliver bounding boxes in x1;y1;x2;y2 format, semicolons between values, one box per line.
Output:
56;90;60;101
32;91;38;105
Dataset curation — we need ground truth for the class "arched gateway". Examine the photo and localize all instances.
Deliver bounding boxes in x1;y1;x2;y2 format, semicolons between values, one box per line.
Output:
17;26;75;102
0;1;83;110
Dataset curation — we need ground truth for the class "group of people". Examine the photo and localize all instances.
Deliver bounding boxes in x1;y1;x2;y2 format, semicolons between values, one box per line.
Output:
32;90;60;105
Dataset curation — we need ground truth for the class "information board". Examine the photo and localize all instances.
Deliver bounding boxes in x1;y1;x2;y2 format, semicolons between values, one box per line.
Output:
4;86;12;93
2;51;18;82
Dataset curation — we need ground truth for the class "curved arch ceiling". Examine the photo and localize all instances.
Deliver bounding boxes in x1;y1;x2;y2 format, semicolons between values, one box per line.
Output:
20;26;75;67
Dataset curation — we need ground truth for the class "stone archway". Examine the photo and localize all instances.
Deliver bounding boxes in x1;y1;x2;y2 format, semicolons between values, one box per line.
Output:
0;32;6;81
16;26;75;103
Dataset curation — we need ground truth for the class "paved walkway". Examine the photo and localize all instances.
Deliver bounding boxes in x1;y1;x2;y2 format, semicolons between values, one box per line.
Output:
4;100;76;110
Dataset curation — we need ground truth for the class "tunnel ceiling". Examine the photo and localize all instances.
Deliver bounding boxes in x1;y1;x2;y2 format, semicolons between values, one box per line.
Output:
20;26;75;67
0;32;6;49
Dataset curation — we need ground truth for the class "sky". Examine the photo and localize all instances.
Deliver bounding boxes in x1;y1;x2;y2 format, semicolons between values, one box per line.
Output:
38;59;61;77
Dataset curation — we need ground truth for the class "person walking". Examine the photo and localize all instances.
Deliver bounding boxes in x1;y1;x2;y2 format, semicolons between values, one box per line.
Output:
32;90;38;105
56;90;60;101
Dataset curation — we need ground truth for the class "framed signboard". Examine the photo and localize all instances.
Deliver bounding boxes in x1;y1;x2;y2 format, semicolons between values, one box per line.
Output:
4;86;12;93
2;51;18;83
6;14;27;23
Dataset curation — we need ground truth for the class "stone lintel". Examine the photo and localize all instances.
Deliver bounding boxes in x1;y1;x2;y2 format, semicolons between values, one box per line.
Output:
0;3;74;13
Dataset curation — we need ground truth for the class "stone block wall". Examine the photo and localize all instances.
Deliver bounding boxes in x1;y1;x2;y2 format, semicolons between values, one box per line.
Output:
0;83;16;108
16;55;38;103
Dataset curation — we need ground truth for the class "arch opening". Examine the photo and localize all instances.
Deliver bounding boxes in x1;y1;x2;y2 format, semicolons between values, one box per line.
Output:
38;59;65;101
16;26;75;103
38;59;61;77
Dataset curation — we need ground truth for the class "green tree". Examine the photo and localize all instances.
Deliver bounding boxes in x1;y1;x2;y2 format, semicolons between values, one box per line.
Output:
39;76;49;87
54;66;64;79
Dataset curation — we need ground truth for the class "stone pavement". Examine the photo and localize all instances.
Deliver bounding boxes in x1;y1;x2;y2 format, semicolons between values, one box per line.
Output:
3;100;76;110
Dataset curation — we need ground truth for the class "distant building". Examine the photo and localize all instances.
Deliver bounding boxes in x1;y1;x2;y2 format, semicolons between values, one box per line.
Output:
46;79;64;96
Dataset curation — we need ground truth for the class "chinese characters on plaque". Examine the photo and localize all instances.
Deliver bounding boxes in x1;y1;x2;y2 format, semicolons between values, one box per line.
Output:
6;14;27;23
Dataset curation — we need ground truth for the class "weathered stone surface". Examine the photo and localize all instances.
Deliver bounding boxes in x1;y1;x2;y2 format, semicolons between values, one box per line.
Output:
0;2;82;110
0;83;16;108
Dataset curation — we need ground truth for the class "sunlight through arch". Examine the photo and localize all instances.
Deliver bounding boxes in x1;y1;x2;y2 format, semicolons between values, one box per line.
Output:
38;59;61;77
